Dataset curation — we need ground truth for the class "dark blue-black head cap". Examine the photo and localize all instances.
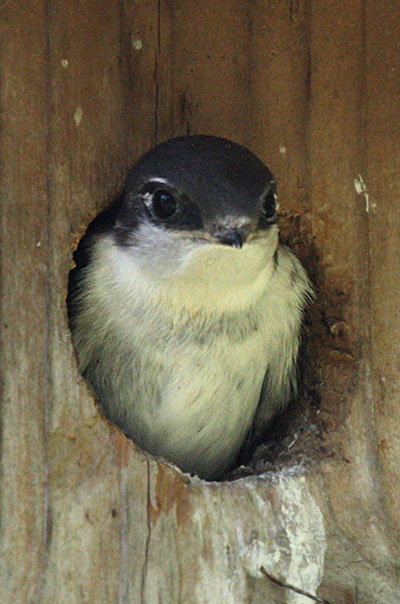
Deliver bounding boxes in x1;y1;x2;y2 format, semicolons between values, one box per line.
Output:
115;135;277;247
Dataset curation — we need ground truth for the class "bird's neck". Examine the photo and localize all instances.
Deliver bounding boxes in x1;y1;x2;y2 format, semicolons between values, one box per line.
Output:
94;231;278;315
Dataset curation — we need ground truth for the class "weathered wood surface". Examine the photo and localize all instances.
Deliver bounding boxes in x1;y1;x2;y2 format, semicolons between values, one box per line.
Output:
1;1;399;603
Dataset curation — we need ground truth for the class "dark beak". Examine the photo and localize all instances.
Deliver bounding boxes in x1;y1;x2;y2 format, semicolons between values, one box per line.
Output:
215;228;245;249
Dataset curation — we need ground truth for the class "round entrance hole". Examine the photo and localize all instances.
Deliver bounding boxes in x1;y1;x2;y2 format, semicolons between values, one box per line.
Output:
67;138;321;482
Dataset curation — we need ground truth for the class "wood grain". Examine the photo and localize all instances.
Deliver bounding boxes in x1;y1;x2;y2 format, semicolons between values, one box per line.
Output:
366;0;400;530
0;4;49;602
1;1;400;602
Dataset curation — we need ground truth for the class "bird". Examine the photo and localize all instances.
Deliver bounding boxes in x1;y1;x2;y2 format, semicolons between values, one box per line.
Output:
68;135;312;480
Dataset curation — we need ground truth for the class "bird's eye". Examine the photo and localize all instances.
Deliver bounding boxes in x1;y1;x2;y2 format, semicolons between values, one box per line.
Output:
262;190;277;218
152;189;177;219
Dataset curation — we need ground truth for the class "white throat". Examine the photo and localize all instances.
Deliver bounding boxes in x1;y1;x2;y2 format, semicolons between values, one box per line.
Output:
163;238;276;312
95;223;278;314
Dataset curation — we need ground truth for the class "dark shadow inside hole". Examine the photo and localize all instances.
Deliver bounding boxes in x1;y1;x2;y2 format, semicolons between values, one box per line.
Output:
67;195;122;313
68;201;322;483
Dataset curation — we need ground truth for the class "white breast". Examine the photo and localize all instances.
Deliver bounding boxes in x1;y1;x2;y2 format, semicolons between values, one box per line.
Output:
109;220;279;313
74;225;308;479
151;323;270;478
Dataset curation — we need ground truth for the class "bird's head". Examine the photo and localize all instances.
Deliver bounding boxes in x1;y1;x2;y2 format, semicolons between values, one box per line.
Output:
112;135;279;310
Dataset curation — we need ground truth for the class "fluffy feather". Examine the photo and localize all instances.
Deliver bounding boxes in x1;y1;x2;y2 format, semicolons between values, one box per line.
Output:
70;219;312;479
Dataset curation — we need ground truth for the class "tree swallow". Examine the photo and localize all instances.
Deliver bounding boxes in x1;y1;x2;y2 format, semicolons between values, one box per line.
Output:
68;135;312;480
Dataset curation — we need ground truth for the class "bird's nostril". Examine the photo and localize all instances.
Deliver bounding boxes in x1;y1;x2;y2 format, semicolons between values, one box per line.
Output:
216;229;243;249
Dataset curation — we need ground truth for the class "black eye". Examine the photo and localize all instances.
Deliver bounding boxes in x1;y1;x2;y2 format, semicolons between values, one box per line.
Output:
152;189;177;219
262;189;276;218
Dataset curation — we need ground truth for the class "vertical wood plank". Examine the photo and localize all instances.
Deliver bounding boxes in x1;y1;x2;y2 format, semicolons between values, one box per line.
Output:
310;0;399;566
156;0;252;145
44;4;128;600
310;0;378;552
0;4;49;602
248;0;311;216
366;0;400;529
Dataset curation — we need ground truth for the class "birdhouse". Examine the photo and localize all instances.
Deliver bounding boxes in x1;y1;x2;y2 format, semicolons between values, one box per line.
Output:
1;2;400;603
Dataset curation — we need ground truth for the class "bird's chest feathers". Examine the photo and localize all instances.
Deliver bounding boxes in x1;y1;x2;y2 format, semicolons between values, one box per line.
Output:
95;236;285;373
164;240;273;312
100;234;277;402
85;236;298;474
111;233;276;314
159;323;268;416
137;302;271;453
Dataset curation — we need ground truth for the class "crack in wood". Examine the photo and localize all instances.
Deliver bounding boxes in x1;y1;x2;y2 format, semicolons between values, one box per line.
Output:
260;567;337;604
141;458;152;603
289;0;300;22
153;0;161;145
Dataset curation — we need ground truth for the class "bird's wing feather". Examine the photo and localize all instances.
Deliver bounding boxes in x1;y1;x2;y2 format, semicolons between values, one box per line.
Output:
252;244;313;441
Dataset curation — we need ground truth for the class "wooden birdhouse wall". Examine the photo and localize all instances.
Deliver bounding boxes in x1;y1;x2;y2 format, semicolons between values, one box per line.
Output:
1;1;400;603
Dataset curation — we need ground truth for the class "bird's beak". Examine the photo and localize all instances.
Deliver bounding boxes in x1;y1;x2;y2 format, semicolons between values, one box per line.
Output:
215;227;246;249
